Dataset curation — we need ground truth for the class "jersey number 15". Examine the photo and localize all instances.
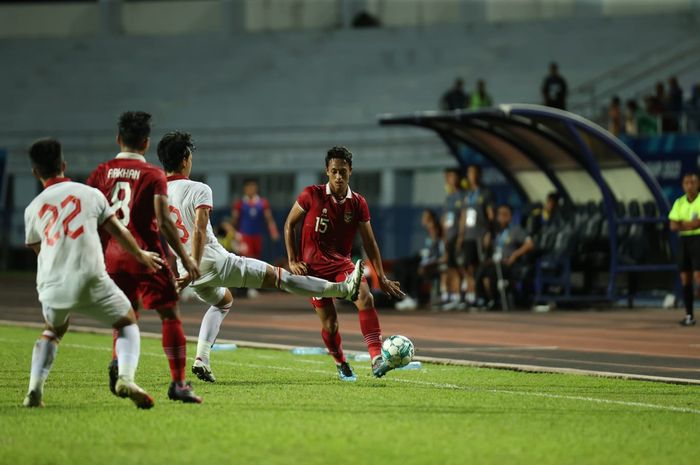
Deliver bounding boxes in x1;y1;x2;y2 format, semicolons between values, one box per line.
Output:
314;217;329;234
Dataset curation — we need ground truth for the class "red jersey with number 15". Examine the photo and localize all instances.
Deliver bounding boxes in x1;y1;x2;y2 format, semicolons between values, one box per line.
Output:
297;183;370;277
87;152;168;274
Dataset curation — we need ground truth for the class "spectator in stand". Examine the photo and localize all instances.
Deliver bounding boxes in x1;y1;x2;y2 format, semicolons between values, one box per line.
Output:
440;168;465;309
688;83;700;132
608;95;624;136
394;209;446;311
456;165;495;307
641;96;660;136
541;62;568;110
625;99;639;136
471;79;494;109
232;179;280;297
665;76;683;132
475;204;534;310
440;78;470;111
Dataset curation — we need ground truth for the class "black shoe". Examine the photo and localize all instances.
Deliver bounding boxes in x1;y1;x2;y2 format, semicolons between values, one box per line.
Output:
108;359;119;395
336;362;357;382
371;355;393;378
192;359;216;383
167;381;203;403
680;315;696;327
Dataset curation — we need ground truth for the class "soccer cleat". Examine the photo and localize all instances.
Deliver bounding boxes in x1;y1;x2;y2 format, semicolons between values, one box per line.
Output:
23;390;44;408
371;354;394;378
680;315;696;327
168;381;203;404
344;260;365;302
115;378;155;410
192;358;216;383
108;359;119;395
336;362;357;382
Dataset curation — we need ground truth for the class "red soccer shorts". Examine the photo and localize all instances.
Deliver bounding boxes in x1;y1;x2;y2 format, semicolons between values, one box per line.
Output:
110;266;178;311
309;260;367;309
240;233;263;259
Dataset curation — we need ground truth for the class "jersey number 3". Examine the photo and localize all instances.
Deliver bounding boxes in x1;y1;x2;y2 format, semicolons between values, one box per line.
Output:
169;206;190;244
109;182;132;226
39;196;85;246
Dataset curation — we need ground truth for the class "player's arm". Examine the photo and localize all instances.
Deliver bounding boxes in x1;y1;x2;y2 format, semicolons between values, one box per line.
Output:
175;206;210;291
231;201;240;230
102;216;164;272
153;194;201;281
670;218;700;231
505;237;535;266
264;206;281;241
455;207;466;251
284;202;308;275
358;221;405;299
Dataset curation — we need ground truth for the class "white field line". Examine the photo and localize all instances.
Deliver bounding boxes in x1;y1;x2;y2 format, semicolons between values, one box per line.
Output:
2;334;699;415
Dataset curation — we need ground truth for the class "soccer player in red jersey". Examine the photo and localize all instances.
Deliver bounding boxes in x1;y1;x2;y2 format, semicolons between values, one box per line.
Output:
284;146;405;380
87;111;203;403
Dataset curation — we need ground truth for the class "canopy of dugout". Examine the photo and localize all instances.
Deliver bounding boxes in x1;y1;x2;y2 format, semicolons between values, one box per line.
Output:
379;104;676;303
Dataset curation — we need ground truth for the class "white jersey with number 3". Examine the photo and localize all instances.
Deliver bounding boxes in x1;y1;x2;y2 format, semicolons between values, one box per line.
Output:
166;176;228;280
24;178;115;308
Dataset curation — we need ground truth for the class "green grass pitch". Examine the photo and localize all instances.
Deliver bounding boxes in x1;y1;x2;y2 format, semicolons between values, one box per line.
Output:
1;324;699;465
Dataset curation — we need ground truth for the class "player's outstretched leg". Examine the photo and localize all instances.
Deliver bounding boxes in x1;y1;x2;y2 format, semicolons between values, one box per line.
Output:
23;327;64;408
192;291;233;383
159;308;202;404
315;303;356;382
112;316;154;409
264;260;364;301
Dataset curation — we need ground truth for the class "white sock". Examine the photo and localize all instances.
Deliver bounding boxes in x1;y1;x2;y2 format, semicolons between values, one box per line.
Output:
115;324;140;383
28;331;59;394
197;304;231;366
441;291;449;301
276;268;345;298
450;293;460;302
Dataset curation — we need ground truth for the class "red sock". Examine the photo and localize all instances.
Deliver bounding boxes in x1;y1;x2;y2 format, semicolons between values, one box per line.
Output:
321;329;346;364
162;319;186;382
359;307;382;359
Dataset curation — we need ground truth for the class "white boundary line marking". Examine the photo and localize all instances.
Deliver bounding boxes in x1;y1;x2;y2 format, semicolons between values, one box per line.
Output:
2;319;700;387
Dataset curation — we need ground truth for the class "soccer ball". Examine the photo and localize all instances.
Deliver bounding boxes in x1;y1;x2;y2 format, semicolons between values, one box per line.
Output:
381;335;415;368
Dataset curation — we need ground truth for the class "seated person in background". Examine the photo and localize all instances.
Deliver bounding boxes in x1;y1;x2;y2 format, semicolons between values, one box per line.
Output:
475;205;535;309
525;192;561;238
394;209;446;311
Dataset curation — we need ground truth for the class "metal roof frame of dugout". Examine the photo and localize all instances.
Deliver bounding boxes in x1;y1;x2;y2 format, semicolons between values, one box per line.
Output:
379;104;677;304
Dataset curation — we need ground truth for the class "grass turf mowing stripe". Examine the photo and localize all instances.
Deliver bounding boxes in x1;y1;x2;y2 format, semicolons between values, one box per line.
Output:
4;332;699;416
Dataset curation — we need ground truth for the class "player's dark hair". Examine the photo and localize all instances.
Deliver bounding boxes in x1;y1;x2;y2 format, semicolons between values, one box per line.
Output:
444;167;461;175
497;203;513;213
325;146;353;168
682;172;699;180
118;111;152;150
243;178;258;185
157;131;195;173
546;191;559;202
28;138;63;179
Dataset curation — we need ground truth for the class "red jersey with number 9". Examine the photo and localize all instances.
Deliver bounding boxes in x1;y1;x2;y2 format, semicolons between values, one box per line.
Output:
297;183;370;278
87;152;168;274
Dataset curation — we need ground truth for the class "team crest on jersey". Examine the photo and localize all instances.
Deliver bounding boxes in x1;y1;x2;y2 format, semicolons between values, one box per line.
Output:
344;211;353;223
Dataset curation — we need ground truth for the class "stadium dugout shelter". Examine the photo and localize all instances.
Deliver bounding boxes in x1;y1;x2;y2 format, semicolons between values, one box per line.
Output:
379;104;677;306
